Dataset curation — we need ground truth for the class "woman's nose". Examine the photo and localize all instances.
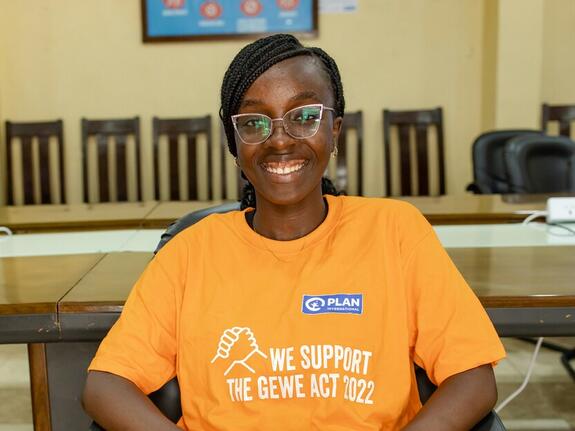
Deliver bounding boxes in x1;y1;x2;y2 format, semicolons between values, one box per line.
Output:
265;119;291;147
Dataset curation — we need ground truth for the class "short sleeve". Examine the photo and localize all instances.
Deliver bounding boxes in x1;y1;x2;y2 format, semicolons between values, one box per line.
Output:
88;238;188;394
403;215;506;386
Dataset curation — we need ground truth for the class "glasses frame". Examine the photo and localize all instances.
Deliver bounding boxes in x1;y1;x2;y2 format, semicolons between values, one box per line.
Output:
231;103;336;145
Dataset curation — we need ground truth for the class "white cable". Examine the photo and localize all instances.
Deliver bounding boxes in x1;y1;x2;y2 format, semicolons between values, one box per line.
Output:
495;337;543;413
521;212;575;236
522;211;548;226
0;226;13;236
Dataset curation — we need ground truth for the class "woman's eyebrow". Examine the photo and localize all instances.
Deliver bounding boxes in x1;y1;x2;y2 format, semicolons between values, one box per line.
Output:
240;90;321;109
291;90;321;102
240;98;264;108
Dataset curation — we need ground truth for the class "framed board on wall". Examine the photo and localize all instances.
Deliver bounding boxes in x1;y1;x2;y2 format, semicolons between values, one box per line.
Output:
141;0;318;42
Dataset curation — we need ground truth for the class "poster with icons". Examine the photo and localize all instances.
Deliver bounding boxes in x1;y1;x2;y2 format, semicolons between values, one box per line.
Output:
142;0;318;42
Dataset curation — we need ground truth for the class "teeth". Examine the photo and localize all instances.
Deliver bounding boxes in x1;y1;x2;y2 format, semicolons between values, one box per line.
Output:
262;161;306;175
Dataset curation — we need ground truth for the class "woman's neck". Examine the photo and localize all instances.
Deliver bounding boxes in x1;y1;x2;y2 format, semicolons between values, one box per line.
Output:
250;192;328;241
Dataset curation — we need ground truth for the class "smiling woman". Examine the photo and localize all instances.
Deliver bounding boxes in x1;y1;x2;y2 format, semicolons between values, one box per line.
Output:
82;34;506;431
219;34;345;240
233;55;343;239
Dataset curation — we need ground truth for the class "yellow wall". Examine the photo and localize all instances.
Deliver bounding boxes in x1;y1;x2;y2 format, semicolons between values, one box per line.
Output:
481;0;498;131
542;0;575;105
0;0;573;204
493;0;544;129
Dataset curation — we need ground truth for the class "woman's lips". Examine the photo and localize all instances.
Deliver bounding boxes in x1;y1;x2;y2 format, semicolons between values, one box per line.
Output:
260;159;308;175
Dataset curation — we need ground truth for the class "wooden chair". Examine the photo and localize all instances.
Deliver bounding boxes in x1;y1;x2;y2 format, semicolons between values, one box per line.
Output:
5;120;65;205
82;117;141;203
383;107;445;196
541;103;575;137
152;116;213;201
331;111;363;195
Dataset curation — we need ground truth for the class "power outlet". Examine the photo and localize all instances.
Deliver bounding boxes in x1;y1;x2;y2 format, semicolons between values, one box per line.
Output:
546;197;575;223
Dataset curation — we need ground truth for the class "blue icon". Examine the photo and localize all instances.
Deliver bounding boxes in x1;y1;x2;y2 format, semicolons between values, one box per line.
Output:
302;294;363;315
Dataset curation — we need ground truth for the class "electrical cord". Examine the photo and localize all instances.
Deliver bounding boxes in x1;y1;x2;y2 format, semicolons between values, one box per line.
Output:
521;211;548;225
0;226;13;236
495;337;544;413
548;223;575;235
522;211;575;236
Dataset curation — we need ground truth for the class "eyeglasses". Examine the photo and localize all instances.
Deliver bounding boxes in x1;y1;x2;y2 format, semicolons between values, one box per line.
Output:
231;104;335;145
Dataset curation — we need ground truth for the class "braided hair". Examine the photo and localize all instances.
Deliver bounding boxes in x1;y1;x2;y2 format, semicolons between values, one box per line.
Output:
219;34;345;209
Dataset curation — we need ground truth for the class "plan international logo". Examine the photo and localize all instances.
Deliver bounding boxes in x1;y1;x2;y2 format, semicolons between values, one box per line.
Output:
302;294;363;315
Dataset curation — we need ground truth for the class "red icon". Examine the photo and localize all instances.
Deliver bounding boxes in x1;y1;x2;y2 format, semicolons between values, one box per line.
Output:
241;0;263;17
200;1;222;19
276;0;299;11
162;0;186;9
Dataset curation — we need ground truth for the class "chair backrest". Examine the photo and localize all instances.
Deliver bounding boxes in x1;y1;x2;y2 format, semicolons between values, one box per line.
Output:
82;117;141;203
383;107;445;196
504;135;575;194
152;116;213;201
541;103;575;138
329;110;363;195
5;120;65;205
468;130;543;194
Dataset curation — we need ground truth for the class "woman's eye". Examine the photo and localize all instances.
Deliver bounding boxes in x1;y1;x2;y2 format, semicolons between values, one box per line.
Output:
243;118;265;128
293;111;319;122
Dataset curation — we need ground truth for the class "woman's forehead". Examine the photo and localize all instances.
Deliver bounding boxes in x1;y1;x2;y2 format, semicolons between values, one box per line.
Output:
241;56;333;104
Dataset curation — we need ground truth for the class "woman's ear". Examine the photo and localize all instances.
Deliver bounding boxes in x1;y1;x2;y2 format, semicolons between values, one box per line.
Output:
331;116;343;152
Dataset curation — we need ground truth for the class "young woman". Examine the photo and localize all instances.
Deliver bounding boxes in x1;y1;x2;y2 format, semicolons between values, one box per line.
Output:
83;34;505;430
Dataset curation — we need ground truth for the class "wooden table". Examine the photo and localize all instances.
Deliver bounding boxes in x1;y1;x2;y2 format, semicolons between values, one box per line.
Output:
0;253;104;431
447;247;575;336
396;193;555;224
0;254;104;341
1;194;569;233
141;199;227;228
0;201;157;232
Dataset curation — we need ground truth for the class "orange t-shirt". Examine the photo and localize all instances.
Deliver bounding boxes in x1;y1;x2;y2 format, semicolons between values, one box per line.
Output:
89;195;505;430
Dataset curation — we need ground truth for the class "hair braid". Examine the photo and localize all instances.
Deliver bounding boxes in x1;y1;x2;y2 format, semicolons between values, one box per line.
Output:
220;34;345;209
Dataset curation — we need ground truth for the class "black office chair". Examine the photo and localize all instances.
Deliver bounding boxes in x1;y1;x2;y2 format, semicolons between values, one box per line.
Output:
466;130;543;194
90;203;507;431
504;135;575;194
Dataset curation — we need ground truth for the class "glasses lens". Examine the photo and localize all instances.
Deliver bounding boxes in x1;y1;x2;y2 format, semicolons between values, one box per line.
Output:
235;114;272;144
285;105;322;138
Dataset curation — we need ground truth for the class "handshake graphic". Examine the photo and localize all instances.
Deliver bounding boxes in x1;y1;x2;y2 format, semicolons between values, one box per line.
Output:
211;327;268;376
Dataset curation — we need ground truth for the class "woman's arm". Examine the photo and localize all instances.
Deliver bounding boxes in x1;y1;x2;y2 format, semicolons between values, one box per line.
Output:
83;371;181;431
404;364;498;431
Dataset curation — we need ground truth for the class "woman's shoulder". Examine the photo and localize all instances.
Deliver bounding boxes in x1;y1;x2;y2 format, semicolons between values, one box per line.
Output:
335;195;431;244
155;207;242;254
336;195;424;219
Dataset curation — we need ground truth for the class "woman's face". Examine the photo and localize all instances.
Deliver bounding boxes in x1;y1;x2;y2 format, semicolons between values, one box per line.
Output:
235;56;342;208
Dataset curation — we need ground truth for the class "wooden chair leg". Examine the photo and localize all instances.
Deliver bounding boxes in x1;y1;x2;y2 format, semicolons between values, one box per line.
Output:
28;343;52;431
